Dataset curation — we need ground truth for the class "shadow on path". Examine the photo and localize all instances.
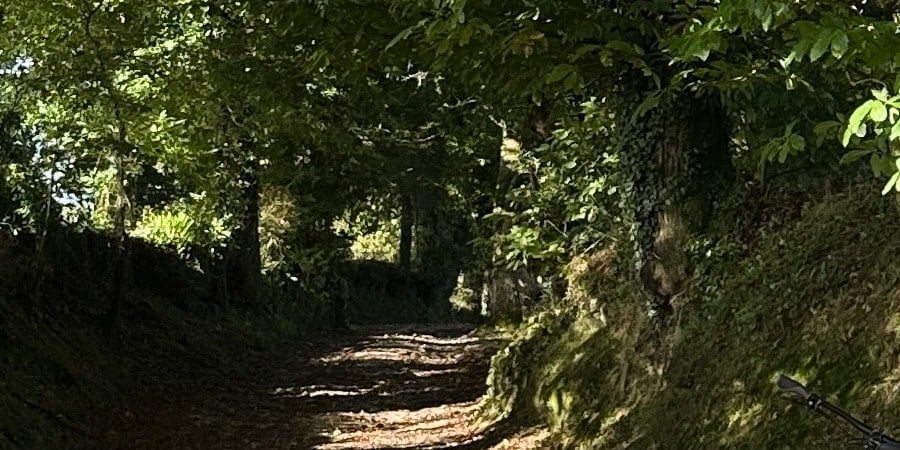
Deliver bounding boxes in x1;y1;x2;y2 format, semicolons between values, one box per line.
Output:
119;324;546;449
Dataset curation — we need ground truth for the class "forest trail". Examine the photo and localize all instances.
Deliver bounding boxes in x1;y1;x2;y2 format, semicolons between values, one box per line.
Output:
116;324;547;450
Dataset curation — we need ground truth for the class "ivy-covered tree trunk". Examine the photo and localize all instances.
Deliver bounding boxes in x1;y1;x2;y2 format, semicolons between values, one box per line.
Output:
634;91;732;311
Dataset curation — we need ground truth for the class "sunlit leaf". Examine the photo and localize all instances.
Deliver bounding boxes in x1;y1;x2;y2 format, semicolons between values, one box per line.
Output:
891;122;900;142
843;100;878;146
871;101;888;122
883;172;900;195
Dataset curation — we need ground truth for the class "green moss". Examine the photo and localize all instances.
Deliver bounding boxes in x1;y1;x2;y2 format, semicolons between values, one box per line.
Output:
489;186;900;449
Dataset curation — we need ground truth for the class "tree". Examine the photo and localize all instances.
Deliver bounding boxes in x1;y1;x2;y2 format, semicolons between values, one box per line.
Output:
384;0;738;310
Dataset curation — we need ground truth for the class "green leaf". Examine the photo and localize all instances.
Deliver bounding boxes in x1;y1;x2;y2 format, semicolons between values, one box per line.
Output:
386;25;416;50
694;47;711;62
842;127;854;147
563;72;579;90
746;0;761;18
546;64;575;84
871;101;888;122
841;149;872;165
843;100;878;146
873;89;890;102
781;51;798;68
830;31;849;59
573;44;603;60
813;120;840;136
606;40;639;55
761;10;774;32
788;134;805;151
809;29;835;62
883;171;900;195
452;0;467;24
789;36;813;64
774;2;790;17
784;119;799;134
629;93;660;125
871;154;895;177
890;121;900;142
458;26;474;46
785;76;796;90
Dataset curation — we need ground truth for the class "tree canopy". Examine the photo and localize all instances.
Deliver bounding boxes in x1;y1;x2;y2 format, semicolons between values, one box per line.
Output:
3;0;899;314
6;1;900;448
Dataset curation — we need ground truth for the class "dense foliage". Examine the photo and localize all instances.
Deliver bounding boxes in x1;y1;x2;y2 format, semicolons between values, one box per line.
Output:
4;0;900;448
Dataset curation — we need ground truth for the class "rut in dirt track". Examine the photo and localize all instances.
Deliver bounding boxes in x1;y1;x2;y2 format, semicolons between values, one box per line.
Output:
120;324;546;450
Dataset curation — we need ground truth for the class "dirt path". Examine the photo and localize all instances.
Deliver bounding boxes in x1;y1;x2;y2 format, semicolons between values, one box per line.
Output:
118;324;546;449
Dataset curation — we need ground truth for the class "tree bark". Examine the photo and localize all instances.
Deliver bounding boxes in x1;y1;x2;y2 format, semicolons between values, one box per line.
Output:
484;99;553;318
206;2;262;306
398;193;413;273
105;154;131;328
637;91;732;311
228;155;261;305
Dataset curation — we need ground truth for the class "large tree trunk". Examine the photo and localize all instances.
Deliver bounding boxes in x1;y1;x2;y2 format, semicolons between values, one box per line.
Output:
636;91;732;311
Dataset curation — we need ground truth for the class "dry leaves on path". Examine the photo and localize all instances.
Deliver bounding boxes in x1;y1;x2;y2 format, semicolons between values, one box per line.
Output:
118;324;548;450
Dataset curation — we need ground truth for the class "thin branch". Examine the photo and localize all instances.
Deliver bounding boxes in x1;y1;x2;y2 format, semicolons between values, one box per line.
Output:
845;71;888;90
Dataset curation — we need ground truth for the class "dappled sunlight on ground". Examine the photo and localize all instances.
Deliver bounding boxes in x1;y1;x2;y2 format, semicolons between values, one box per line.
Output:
120;324;546;449
319;402;551;450
273;384;380;398
316;401;483;449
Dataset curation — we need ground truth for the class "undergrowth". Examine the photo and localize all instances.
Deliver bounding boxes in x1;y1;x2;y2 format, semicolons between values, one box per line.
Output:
0;255;330;449
484;183;900;449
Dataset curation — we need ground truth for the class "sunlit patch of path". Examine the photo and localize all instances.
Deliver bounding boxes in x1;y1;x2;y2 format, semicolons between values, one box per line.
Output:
121;324;547;450
307;325;499;449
